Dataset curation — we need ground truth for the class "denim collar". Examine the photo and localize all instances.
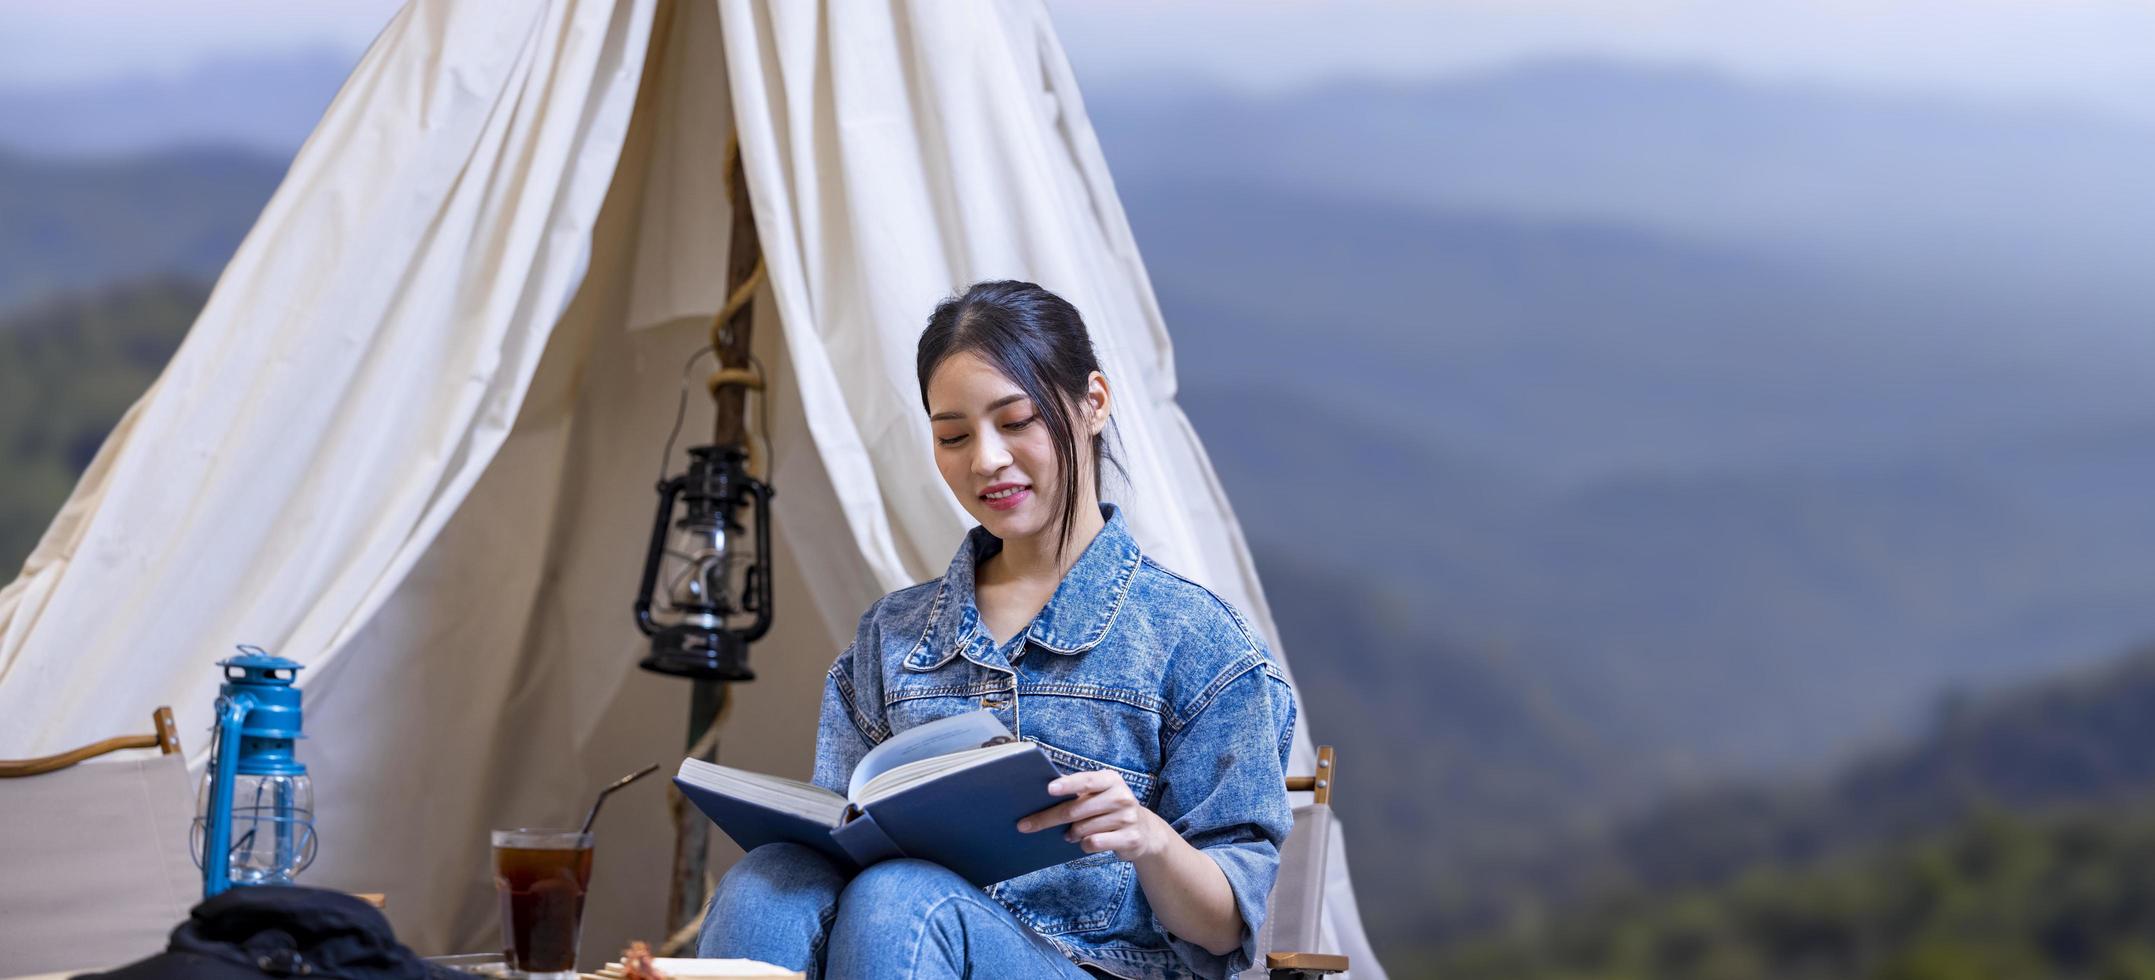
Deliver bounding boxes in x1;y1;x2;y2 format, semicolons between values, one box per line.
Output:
903;502;1142;670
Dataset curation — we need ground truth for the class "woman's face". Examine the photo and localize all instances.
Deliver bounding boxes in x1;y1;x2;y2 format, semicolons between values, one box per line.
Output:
925;351;1096;542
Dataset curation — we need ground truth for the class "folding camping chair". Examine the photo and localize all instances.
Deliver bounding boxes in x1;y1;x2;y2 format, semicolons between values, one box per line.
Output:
0;707;200;977
1249;745;1350;980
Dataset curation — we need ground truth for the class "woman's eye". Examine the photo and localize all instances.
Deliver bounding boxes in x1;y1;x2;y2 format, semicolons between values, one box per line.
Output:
1003;416;1037;431
936;434;968;447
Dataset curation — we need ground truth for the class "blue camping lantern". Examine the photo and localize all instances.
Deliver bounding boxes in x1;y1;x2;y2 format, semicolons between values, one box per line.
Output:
191;645;316;898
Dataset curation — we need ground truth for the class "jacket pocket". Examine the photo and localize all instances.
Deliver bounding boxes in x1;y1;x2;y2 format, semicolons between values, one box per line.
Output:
885;632;1021;730
883;675;1010;734
989;849;1133;936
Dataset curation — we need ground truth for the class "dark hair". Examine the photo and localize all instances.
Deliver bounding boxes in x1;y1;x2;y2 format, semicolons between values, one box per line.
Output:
917;280;1124;566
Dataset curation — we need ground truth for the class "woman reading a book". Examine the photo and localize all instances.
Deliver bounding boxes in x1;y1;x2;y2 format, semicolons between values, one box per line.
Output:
697;281;1297;980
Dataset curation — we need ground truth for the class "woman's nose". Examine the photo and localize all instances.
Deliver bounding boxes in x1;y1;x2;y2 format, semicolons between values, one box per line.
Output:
972;434;1011;476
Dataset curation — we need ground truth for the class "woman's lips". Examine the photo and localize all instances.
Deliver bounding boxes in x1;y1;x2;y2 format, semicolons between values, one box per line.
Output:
981;485;1031;511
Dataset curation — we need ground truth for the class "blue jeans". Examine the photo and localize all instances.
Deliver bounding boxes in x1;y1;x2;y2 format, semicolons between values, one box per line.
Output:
698;844;1095;979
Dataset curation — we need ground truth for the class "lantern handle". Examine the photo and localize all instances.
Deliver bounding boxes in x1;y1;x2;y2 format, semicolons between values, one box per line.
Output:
740;477;775;643
201;693;257;899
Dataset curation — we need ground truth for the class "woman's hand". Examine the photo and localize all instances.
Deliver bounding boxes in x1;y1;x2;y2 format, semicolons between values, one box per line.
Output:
1016;770;1176;863
1017;768;1246;956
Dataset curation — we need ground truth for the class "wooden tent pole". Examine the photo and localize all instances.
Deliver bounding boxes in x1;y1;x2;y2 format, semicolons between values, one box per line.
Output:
708;132;766;457
660;128;768;953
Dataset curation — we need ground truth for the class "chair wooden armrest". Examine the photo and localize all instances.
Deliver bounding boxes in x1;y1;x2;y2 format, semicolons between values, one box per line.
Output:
0;707;181;778
1283;745;1335;804
1267;951;1350;978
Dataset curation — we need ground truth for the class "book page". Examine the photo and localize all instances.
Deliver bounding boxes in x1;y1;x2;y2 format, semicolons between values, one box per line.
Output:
679;758;848;826
857;740;1037;805
848;708;1013;801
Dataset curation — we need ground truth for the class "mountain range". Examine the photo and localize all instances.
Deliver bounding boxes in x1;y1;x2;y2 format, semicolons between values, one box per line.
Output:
1086;59;2155;303
0;147;284;309
1159;174;2155;763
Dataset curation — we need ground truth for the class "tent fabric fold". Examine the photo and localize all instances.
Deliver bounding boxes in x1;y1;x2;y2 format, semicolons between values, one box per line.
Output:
0;1;1382;974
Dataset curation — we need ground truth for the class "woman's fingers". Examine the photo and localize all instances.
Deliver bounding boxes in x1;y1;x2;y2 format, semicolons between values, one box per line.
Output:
1046;769;1123;797
1018;789;1126;831
1076;828;1143;855
1063;810;1134;842
1017;797;1083;832
1016;771;1134;832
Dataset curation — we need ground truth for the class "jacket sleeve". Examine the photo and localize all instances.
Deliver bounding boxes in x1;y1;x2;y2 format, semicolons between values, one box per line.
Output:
1155;655;1298;978
810;601;889;794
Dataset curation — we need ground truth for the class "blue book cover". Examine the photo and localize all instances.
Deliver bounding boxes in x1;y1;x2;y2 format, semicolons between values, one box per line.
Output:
828;809;902;867
671;775;858;870
853;745;1082;886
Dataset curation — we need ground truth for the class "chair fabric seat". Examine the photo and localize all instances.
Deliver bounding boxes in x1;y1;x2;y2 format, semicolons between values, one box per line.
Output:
0;753;199;976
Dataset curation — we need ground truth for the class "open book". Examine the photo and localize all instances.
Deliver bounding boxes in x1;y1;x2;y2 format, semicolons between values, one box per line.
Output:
674;710;1085;886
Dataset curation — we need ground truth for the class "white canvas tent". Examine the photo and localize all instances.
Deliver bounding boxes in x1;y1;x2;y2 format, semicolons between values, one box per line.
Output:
0;0;1383;974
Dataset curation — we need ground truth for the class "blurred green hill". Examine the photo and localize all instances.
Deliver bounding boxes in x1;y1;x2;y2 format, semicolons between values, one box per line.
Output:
1428;804;2155;980
1414;644;2155;976
0;145;279;576
0;279;207;568
1590;646;2155;895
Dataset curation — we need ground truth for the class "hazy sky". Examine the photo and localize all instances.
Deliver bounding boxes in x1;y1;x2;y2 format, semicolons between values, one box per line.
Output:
3;0;2152;124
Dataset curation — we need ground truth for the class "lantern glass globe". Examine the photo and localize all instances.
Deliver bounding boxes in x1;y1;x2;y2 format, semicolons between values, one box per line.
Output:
193;769;317;886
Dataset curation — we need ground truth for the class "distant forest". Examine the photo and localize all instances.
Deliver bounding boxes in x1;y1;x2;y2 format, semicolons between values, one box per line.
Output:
0;279;205;569
1428;804;2155;980
1368;645;2155;976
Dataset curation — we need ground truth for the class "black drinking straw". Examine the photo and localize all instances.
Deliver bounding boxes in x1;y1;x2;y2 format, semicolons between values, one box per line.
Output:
581;763;661;835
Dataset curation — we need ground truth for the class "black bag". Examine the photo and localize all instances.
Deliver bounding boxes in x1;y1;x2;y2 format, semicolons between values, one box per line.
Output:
79;886;464;980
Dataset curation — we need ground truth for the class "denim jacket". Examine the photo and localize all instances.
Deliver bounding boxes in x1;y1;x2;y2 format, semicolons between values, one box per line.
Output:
812;503;1297;980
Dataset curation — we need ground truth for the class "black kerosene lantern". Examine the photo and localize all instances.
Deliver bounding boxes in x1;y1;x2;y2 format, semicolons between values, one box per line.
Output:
634;443;773;680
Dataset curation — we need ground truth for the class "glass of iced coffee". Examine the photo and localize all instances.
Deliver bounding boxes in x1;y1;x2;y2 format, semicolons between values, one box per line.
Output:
491;829;595;979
